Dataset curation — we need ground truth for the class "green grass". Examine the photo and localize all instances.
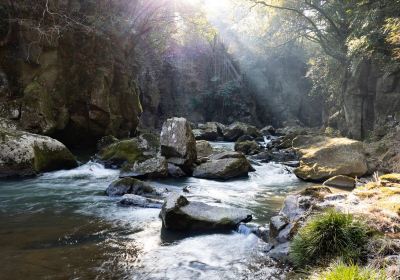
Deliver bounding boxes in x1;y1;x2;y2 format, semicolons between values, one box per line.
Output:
312;263;387;280
290;209;369;267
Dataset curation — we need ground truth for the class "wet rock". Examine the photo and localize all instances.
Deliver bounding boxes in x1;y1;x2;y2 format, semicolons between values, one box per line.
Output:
96;135;119;151
269;216;288;242
0;127;77;178
261;125;276;136
120;194;163;208
323;175;356;189
268;242;290;262
98;133;160;168
193;152;252;180
196;140;213;158
161;117;197;173
168;163;187;178
282;161;300;168
223;122;261;142
120;156;168;179
160;193;252;231
193;122;224;141
251;149;298;163
234;140;261;155
293;135;368;181
236;135;254;142
106;178;155;197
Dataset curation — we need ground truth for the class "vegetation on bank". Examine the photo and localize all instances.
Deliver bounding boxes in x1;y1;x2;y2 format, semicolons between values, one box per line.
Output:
311;263;387;280
290;209;370;267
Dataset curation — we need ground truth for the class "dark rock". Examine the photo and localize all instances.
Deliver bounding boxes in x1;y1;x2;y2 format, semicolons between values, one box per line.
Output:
120;156;168;179
168;163;187;178
106;178;155;197
269;215;288;243
268;242;290;262
223;122;261;142
234;140;261;155
193;152;252;180
161;117;197;173
193;122;224;141
236;135;254;142
160;193;252;231
261;125;276;136
119;194;163;208
96;135;119;151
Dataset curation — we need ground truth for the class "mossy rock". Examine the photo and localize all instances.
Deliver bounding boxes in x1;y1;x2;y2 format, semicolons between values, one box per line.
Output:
99;139;148;167
33;143;77;172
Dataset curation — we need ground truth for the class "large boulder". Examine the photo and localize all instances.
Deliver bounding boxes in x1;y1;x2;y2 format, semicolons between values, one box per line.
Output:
106;178;156;197
160;117;197;172
160;193;252;231
193;122;224;141
193;152;252;180
323;175;355;189
196;140;213;158
223;122;261;142
0;127;77;178
98;133;160;168
293;135;368;181
120;194;163;208
120;156;168;179
234;140;261;155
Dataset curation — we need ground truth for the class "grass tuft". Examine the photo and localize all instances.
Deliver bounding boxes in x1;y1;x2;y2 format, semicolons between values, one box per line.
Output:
311;262;387;280
290;209;369;267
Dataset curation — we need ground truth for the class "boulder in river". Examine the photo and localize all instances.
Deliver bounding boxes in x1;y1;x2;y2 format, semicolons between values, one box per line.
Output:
223;122;261;142
193;122;224;141
167;163;187;178
234;140;261;155
0;127;77;178
293;135;368;181
196;140;213;158
160;117;197;173
323;175;356;189
106;177;156;196
98;133;160;168
120;156;168;179
193;151;253;180
160;193;252;231
260;125;276;136
120;194;163;208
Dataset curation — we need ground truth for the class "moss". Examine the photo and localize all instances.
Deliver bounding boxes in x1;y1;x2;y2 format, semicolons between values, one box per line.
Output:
33;144;77;172
99;139;147;165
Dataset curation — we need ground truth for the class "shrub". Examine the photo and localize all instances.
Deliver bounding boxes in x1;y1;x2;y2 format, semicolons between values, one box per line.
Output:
290;209;369;267
312;263;387;280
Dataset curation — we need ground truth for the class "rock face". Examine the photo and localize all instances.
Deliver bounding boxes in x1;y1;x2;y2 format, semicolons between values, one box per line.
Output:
160;118;197;172
0;1;143;147
0;127;77;178
293;135;368;181
193;152;252;180
196;140;213;158
106;178;155;197
160;193;252;231
234;140;260;155
120;156;168;179
223;122;261;142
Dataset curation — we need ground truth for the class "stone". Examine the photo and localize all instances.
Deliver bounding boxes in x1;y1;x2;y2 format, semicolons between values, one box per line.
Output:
168;163;187;178
279;195;305;222
293;135;368;181
106;178;155;197
160;117;197;173
323;175;356;189
196;140;213;158
193;122;223;141
160;193;252;231
234;140;261;155
193;152;252;180
223;122;261;142
119;194;163;208
269;216;288;242
261;125;276;136
120;156;168;179
268;242;290;262
236;135;254;142
96;135;119;151
0;127;77;178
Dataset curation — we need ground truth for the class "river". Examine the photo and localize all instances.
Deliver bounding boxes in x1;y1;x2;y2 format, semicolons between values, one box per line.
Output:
0;142;309;280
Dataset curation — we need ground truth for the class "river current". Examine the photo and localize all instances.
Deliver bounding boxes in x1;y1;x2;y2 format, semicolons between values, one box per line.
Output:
0;142;309;280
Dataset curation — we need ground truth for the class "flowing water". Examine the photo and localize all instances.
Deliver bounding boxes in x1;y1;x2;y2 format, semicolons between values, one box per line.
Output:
0;142;309;280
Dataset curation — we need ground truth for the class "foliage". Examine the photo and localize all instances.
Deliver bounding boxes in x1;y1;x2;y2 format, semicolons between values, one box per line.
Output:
290;209;370;267
311;262;387;280
384;18;400;60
